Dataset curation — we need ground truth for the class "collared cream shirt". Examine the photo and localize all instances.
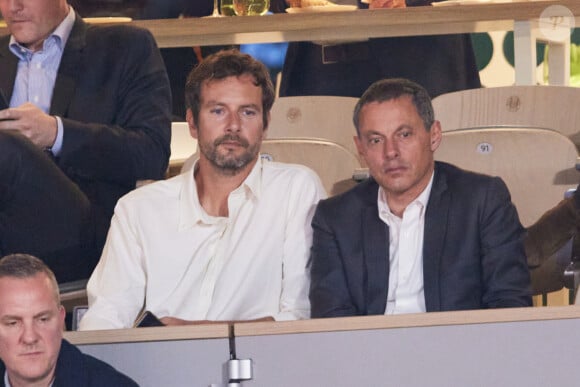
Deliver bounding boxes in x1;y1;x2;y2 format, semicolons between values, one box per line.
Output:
377;172;434;315
79;158;326;330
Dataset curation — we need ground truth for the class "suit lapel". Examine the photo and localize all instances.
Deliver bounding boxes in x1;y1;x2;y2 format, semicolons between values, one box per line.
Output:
423;164;450;312
0;38;19;101
50;15;87;116
362;182;389;315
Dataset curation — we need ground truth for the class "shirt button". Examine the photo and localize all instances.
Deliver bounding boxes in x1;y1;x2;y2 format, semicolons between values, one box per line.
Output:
33;96;39;103
36;63;42;69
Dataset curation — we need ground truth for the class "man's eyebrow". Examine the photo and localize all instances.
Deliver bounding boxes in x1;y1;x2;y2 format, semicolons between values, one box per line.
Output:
33;309;55;319
0;309;54;321
202;100;224;106
362;130;383;137
239;103;261;110
394;124;414;132
362;125;413;137
0;314;22;321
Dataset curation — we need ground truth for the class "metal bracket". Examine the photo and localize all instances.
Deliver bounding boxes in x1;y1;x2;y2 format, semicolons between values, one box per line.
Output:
228;358;253;386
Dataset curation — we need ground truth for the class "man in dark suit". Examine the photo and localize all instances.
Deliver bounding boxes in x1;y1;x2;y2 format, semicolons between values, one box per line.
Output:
275;0;481;99
0;254;138;386
309;78;531;318
0;0;171;282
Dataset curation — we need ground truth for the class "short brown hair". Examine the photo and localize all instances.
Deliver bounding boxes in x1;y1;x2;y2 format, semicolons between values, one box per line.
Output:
185;49;275;128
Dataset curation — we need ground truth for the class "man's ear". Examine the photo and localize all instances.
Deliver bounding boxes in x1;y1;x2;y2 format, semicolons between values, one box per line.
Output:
58;305;66;331
186;109;198;140
430;120;442;152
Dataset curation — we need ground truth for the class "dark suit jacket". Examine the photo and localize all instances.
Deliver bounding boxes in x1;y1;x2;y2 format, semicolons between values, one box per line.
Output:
275;0;481;98
310;162;532;318
525;186;580;294
0;339;138;386
0;16;171;251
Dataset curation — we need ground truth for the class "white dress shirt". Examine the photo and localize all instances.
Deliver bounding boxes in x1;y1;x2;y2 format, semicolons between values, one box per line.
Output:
79;158;326;330
378;173;434;315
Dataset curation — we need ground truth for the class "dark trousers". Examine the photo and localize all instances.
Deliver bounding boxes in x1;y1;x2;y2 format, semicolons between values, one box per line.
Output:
279;34;482;99
0;131;100;282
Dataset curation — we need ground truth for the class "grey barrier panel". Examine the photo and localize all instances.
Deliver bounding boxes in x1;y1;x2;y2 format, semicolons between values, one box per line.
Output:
78;338;231;387
235;318;580;387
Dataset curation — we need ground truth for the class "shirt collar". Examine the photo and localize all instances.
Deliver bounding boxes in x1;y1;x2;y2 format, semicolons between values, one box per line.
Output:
9;5;75;59
179;157;264;229
4;370;54;387
377;171;435;225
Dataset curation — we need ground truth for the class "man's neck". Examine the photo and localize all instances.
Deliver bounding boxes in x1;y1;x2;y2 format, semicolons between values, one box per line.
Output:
385;167;434;218
386;194;415;218
194;158;257;217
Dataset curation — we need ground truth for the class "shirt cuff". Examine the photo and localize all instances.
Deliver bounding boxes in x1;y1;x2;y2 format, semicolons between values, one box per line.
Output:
50;116;64;156
273;309;309;321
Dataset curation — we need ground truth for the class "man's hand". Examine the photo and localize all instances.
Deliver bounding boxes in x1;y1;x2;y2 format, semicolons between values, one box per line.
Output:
160;316;275;326
369;0;406;8
0;103;58;149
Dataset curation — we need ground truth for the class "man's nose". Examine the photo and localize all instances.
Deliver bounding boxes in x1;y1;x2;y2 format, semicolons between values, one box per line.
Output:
383;139;399;159
6;0;24;14
225;112;242;132
21;322;40;345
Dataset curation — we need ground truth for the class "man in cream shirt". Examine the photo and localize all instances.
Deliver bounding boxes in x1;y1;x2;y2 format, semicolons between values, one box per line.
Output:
80;50;326;330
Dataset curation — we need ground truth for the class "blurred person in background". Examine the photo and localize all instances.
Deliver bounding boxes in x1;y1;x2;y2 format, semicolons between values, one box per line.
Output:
273;0;480;98
0;0;171;282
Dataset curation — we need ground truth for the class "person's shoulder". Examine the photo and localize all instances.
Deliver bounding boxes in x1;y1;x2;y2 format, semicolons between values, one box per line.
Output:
435;161;508;200
436;161;501;186
84;22;156;52
58;340;138;386
318;178;377;212
117;174;185;208
86;23;153;40
81;354;139;386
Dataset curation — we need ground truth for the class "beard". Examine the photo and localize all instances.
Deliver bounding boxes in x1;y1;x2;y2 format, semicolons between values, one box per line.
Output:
200;133;261;175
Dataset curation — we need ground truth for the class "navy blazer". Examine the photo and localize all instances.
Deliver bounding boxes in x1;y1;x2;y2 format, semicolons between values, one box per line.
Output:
310;162;532;317
0;15;172;222
0;339;138;386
